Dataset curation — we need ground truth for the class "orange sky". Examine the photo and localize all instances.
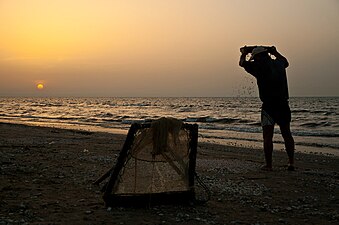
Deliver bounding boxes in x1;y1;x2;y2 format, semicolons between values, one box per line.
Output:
1;0;339;97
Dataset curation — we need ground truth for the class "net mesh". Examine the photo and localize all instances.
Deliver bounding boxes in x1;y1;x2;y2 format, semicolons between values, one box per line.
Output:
112;118;192;195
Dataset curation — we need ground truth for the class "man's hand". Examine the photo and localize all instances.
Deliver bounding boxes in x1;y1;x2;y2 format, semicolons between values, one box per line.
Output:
240;46;248;54
267;46;277;54
239;46;249;67
267;46;289;67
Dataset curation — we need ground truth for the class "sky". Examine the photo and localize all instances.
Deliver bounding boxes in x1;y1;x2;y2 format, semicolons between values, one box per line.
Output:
1;0;338;97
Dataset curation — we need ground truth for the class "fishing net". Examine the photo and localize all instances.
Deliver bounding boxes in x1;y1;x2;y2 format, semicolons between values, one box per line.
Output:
103;118;198;206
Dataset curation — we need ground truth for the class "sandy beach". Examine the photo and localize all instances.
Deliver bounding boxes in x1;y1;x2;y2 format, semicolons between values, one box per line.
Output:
0;122;338;224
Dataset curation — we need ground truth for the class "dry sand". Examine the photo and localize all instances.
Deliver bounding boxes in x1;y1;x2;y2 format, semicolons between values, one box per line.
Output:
0;122;338;224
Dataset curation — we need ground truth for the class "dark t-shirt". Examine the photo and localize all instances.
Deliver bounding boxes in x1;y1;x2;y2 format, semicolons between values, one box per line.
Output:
242;57;289;104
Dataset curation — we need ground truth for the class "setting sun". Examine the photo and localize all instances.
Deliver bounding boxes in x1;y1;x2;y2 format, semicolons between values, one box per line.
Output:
37;83;44;90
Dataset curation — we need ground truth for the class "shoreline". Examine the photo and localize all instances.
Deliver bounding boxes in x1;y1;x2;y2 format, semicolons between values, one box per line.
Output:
1;119;338;157
1;122;338;224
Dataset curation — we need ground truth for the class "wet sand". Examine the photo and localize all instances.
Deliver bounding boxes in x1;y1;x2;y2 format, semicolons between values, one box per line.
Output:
0;122;338;224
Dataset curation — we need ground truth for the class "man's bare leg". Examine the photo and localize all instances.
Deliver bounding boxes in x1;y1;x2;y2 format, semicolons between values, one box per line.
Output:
279;123;295;170
262;125;274;170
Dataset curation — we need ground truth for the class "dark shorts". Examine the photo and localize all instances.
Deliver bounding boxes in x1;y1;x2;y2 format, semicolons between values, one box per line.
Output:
261;102;291;126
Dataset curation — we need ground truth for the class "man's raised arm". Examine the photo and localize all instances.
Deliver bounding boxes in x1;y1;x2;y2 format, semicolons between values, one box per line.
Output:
268;46;289;68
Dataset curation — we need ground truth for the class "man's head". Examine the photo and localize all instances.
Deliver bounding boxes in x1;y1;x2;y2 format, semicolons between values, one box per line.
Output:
250;46;268;60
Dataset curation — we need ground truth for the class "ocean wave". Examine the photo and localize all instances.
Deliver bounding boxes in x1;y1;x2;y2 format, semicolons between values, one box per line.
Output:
300;121;331;128
248;122;261;126
121;119;152;124
121;103;152;107
185;116;247;124
200;124;339;138
201;133;339;150
30;103;63;107
177;108;195;112
94;112;114;118
22;115;37;119
102;118;122;122
292;109;337;116
292;130;339;138
210;118;240;123
296;141;339;149
185;116;210;122
292;109;310;113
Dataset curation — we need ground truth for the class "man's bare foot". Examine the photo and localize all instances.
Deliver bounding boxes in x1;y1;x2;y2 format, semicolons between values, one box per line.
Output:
260;165;273;171
287;164;295;171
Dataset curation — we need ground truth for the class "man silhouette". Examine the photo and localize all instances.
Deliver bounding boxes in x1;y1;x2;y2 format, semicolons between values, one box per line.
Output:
239;46;295;171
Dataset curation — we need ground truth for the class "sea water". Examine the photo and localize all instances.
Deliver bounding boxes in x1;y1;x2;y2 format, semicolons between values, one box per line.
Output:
0;97;338;155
